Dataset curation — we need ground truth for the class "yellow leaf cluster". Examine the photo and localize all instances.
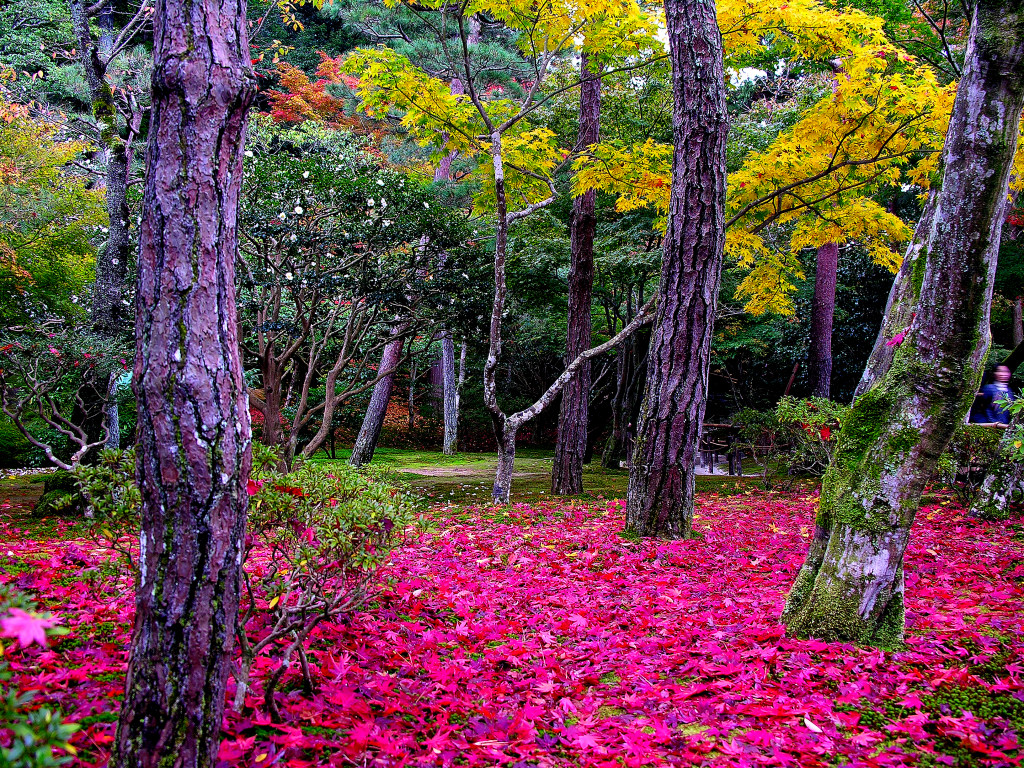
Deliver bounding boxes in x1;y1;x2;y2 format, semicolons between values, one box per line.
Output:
719;0;886;64
577;0;958;315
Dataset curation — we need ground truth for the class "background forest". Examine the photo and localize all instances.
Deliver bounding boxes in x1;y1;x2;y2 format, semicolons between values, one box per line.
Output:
3;0;1019;473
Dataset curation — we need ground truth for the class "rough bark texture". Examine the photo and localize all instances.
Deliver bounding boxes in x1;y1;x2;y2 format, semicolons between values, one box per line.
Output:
624;0;728;538
808;242;839;399
552;51;600;496
110;0;255;762
971;413;1024;520
854;191;938;399
349;333;403;467
783;0;1024;647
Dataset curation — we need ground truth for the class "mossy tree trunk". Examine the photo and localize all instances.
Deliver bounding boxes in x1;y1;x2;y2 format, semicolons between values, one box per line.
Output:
783;0;1024;647
552;51;600;496
971;412;1024;520
624;0;728;538
109;0;255;761
854;192;938;400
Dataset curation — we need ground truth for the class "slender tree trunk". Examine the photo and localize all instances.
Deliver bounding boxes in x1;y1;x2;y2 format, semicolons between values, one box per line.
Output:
972;413;1024;520
437;21;478;456
624;0;729;538
807;242;839;399
441;334;459;454
783;0;1024;647
350;333;403;467
259;359;285;450
552;52;601;496
602;345;630;468
1014;296;1024;347
110;0;255;762
492;418;517;503
408;359;417;431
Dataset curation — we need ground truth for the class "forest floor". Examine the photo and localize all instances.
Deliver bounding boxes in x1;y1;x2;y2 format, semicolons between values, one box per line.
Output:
311;448;771;505
2;471;1023;767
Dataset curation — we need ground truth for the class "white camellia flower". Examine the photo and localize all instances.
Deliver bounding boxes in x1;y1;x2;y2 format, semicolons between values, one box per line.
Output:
285;272;293;280
278;213;287;221
244;150;253;157
367;198;375;206
423;202;430;209
380;198;387;209
294;205;303;214
376;178;384;186
302;171;310;179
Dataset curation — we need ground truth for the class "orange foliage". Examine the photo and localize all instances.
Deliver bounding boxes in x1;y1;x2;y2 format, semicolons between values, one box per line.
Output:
265;53;357;126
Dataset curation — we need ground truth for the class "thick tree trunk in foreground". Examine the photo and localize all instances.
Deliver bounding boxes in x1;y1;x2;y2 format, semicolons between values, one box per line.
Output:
349;333;403;467
552;51;600;495
624;0;728;538
783;0;1024;647
971;414;1024;520
808;242;839;399
110;0;255;763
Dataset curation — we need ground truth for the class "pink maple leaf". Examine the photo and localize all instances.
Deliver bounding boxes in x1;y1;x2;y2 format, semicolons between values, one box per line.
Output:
1;608;59;648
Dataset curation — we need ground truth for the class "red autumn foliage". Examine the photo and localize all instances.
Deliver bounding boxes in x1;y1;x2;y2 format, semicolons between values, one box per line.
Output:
265;55;356;127
3;492;1024;766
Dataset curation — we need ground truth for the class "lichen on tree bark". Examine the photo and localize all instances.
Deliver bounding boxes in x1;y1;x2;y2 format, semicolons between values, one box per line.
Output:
784;0;1024;647
110;0;256;762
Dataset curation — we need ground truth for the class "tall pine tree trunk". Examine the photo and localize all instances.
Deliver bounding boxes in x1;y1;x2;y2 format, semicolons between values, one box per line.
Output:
110;0;255;761
808;242;839;399
783;0;1024;646
552;51;600;496
624;0;728;538
349;333;403;467
438;19;478;455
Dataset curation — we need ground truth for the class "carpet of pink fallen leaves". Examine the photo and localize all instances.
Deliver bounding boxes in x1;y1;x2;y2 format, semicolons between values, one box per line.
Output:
5;491;1024;767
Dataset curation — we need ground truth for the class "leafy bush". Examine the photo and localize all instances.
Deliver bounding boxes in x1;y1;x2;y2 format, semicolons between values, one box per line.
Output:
735;396;848;489
0;586;77;767
72;449;140;581
235;445;413;720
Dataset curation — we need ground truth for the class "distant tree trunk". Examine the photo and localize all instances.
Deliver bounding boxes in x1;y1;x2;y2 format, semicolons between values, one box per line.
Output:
437;20;478;456
602;344;630;469
68;0;139;459
602;325;649;469
783;0;1024;647
1015;296;1024;347
441;334;459;454
807;242;839;399
552;51;600;496
624;0;728;539
972;414;1024;520
110;0;255;762
408;359;417;431
350;333;403;467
